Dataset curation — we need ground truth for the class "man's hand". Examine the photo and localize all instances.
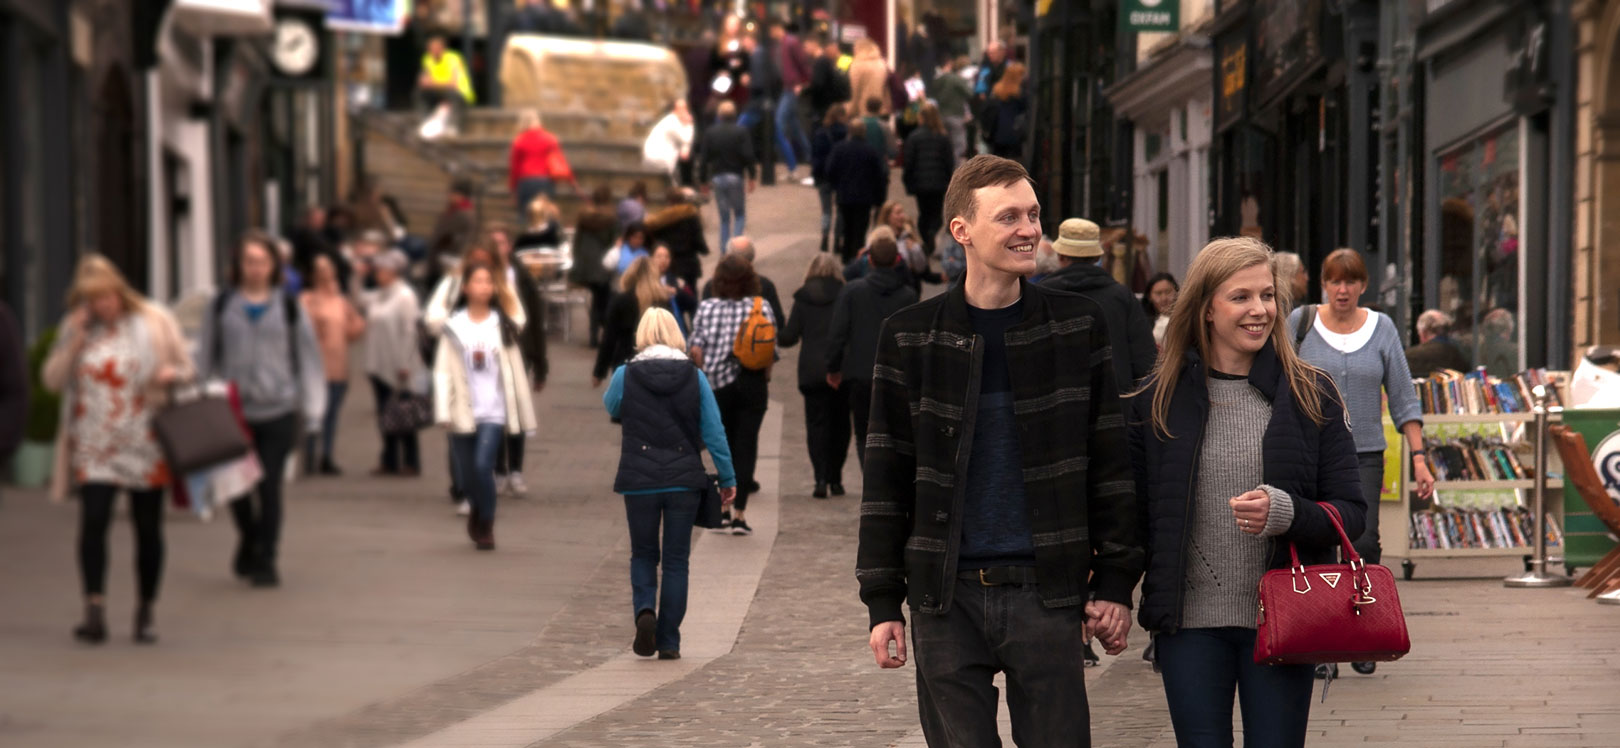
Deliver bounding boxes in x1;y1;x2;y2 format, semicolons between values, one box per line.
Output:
1230;489;1270;535
591;376;603;388
825;372;843;389
747;179;757;194
719;486;737;506
532;381;545;395
869;621;907;668
1084;601;1131;656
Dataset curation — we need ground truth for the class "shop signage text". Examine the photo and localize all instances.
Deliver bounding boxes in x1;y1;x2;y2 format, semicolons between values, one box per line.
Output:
1121;0;1179;33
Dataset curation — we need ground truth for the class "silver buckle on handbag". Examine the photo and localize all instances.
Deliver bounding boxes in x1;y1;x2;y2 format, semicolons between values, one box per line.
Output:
1291;566;1311;594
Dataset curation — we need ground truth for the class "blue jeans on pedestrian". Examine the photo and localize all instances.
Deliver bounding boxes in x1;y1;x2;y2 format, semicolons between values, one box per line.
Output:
1155;627;1315;748
910;578;1092;746
451;423;505;521
306;381;348;467
624;490;699;652
712;173;746;251
515;177;555;221
774;91;810;171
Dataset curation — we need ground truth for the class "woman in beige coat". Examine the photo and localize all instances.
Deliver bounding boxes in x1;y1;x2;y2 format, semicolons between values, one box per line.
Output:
848;38;891;117
42;255;193;644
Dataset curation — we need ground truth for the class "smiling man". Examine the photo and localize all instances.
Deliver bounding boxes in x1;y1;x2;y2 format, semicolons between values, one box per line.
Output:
856;155;1144;745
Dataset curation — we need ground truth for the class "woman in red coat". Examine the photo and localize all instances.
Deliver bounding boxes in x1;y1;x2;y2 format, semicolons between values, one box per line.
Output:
508;109;580;220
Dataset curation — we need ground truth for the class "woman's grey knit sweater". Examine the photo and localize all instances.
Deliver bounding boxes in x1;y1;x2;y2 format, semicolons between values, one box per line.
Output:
1181;375;1296;630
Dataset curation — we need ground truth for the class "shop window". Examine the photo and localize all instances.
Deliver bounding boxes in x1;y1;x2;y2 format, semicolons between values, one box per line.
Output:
1436;122;1520;376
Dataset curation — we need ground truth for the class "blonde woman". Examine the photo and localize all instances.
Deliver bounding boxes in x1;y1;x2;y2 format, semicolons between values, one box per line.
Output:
508;108;579;219
603;307;735;659
433;261;538;550
777;254;849;498
1130;237;1365;745
43;255;193;644
592;256;671;385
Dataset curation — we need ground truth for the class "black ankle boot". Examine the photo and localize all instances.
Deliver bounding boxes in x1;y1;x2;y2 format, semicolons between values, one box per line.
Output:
233;541;256;579
73;602;107;644
134;602;157;644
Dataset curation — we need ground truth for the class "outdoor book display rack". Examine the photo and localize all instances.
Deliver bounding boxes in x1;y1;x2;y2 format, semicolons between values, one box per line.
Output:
1399;371;1570;583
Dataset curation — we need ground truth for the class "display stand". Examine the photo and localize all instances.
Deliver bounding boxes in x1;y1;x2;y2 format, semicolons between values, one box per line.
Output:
1398;412;1563;580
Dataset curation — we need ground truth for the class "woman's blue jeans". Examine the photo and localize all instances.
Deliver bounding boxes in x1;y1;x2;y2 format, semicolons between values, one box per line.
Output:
1155;627;1315;748
624;490;699;652
451;423;505;520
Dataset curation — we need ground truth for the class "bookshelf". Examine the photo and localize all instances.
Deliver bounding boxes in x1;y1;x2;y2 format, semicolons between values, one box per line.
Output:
1398;383;1565;579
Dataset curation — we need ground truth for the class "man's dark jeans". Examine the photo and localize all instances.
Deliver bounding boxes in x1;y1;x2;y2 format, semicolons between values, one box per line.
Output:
1155;627;1314;748
846;378;872;468
911;578;1092;746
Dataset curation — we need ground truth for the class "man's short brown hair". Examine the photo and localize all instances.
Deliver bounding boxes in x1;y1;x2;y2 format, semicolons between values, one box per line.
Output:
868;237;899;268
943;155;1033;226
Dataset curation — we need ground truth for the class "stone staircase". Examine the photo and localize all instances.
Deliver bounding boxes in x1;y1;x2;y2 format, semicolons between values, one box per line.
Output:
357;107;675;234
356;35;689;235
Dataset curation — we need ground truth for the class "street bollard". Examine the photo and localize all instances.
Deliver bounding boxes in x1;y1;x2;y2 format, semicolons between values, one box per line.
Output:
1505;385;1574;588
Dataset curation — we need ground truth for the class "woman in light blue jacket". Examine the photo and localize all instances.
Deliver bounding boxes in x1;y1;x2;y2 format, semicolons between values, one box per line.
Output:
603;307;735;660
1288;248;1434;677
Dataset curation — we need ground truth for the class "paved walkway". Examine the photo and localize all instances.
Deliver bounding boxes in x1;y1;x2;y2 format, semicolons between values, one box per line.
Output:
3;177;1619;747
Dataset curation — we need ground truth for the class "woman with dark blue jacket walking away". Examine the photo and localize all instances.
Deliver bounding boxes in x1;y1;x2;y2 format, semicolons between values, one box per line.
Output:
810;104;850;254
777;254;849;498
604;307;736;660
1130;237;1364;748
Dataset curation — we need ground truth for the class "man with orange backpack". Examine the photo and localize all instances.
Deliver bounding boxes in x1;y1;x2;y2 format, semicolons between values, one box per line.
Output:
688;253;777;535
825;235;917;470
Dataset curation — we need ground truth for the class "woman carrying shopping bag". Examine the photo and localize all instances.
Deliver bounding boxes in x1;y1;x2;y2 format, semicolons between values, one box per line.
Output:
43;255;193;643
195;230;326;589
603;307;735;659
433;261;538;550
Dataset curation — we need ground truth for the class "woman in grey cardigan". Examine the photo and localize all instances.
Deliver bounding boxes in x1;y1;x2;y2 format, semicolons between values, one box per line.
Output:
1288;248;1434;677
195;231;327;588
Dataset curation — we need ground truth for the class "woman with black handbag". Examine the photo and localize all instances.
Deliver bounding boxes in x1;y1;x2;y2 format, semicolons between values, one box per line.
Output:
43;255;193;643
358;250;426;476
1129;237;1365;746
603;307;735;660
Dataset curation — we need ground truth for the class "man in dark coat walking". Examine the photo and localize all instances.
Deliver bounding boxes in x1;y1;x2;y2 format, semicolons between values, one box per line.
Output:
1039;217;1158;389
824;121;888;262
825;236;919;469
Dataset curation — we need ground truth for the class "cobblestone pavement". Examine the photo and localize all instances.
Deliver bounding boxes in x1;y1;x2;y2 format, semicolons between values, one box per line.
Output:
3;175;1619;747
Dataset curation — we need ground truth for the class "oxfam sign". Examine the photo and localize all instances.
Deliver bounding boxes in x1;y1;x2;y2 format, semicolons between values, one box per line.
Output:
1122;0;1179;32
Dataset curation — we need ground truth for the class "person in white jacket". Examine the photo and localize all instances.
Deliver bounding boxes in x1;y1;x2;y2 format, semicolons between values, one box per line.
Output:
356;251;426;476
432;260;537;551
643;99;696;186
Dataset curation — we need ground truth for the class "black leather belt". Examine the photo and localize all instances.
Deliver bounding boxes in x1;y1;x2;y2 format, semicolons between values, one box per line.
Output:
958;567;1039;586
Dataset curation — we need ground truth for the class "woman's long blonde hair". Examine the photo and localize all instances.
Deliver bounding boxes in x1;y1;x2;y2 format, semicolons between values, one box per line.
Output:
67;254;145;312
621;256;670;316
1142;236;1329;439
993;62;1026;101
634;306;686;351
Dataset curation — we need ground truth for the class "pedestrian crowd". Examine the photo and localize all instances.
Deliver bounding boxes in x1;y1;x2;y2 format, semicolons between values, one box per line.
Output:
3;14;1499;748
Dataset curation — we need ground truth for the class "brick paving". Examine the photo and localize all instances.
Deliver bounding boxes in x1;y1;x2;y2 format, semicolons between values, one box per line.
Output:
4;177;1620;747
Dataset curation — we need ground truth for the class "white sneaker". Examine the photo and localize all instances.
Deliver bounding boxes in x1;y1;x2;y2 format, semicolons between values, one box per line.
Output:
456;500;471;516
799;176;816;186
508;472;529;496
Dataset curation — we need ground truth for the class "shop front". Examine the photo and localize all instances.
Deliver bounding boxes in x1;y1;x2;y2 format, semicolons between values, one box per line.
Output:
1415;0;1574;373
1107;34;1214;279
1209;0;1378;308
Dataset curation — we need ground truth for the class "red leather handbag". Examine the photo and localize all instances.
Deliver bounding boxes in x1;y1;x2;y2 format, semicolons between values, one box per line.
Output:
1255;503;1411;665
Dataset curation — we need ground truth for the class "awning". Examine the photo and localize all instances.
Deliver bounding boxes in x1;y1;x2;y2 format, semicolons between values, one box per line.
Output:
1104;36;1215;126
171;0;273;36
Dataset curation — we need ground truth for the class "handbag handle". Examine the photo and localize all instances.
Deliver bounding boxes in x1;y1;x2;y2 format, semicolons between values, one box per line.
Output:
1285;502;1376;602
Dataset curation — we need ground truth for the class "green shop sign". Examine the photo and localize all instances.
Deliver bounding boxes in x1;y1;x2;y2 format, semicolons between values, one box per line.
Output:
1121;0;1180;33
